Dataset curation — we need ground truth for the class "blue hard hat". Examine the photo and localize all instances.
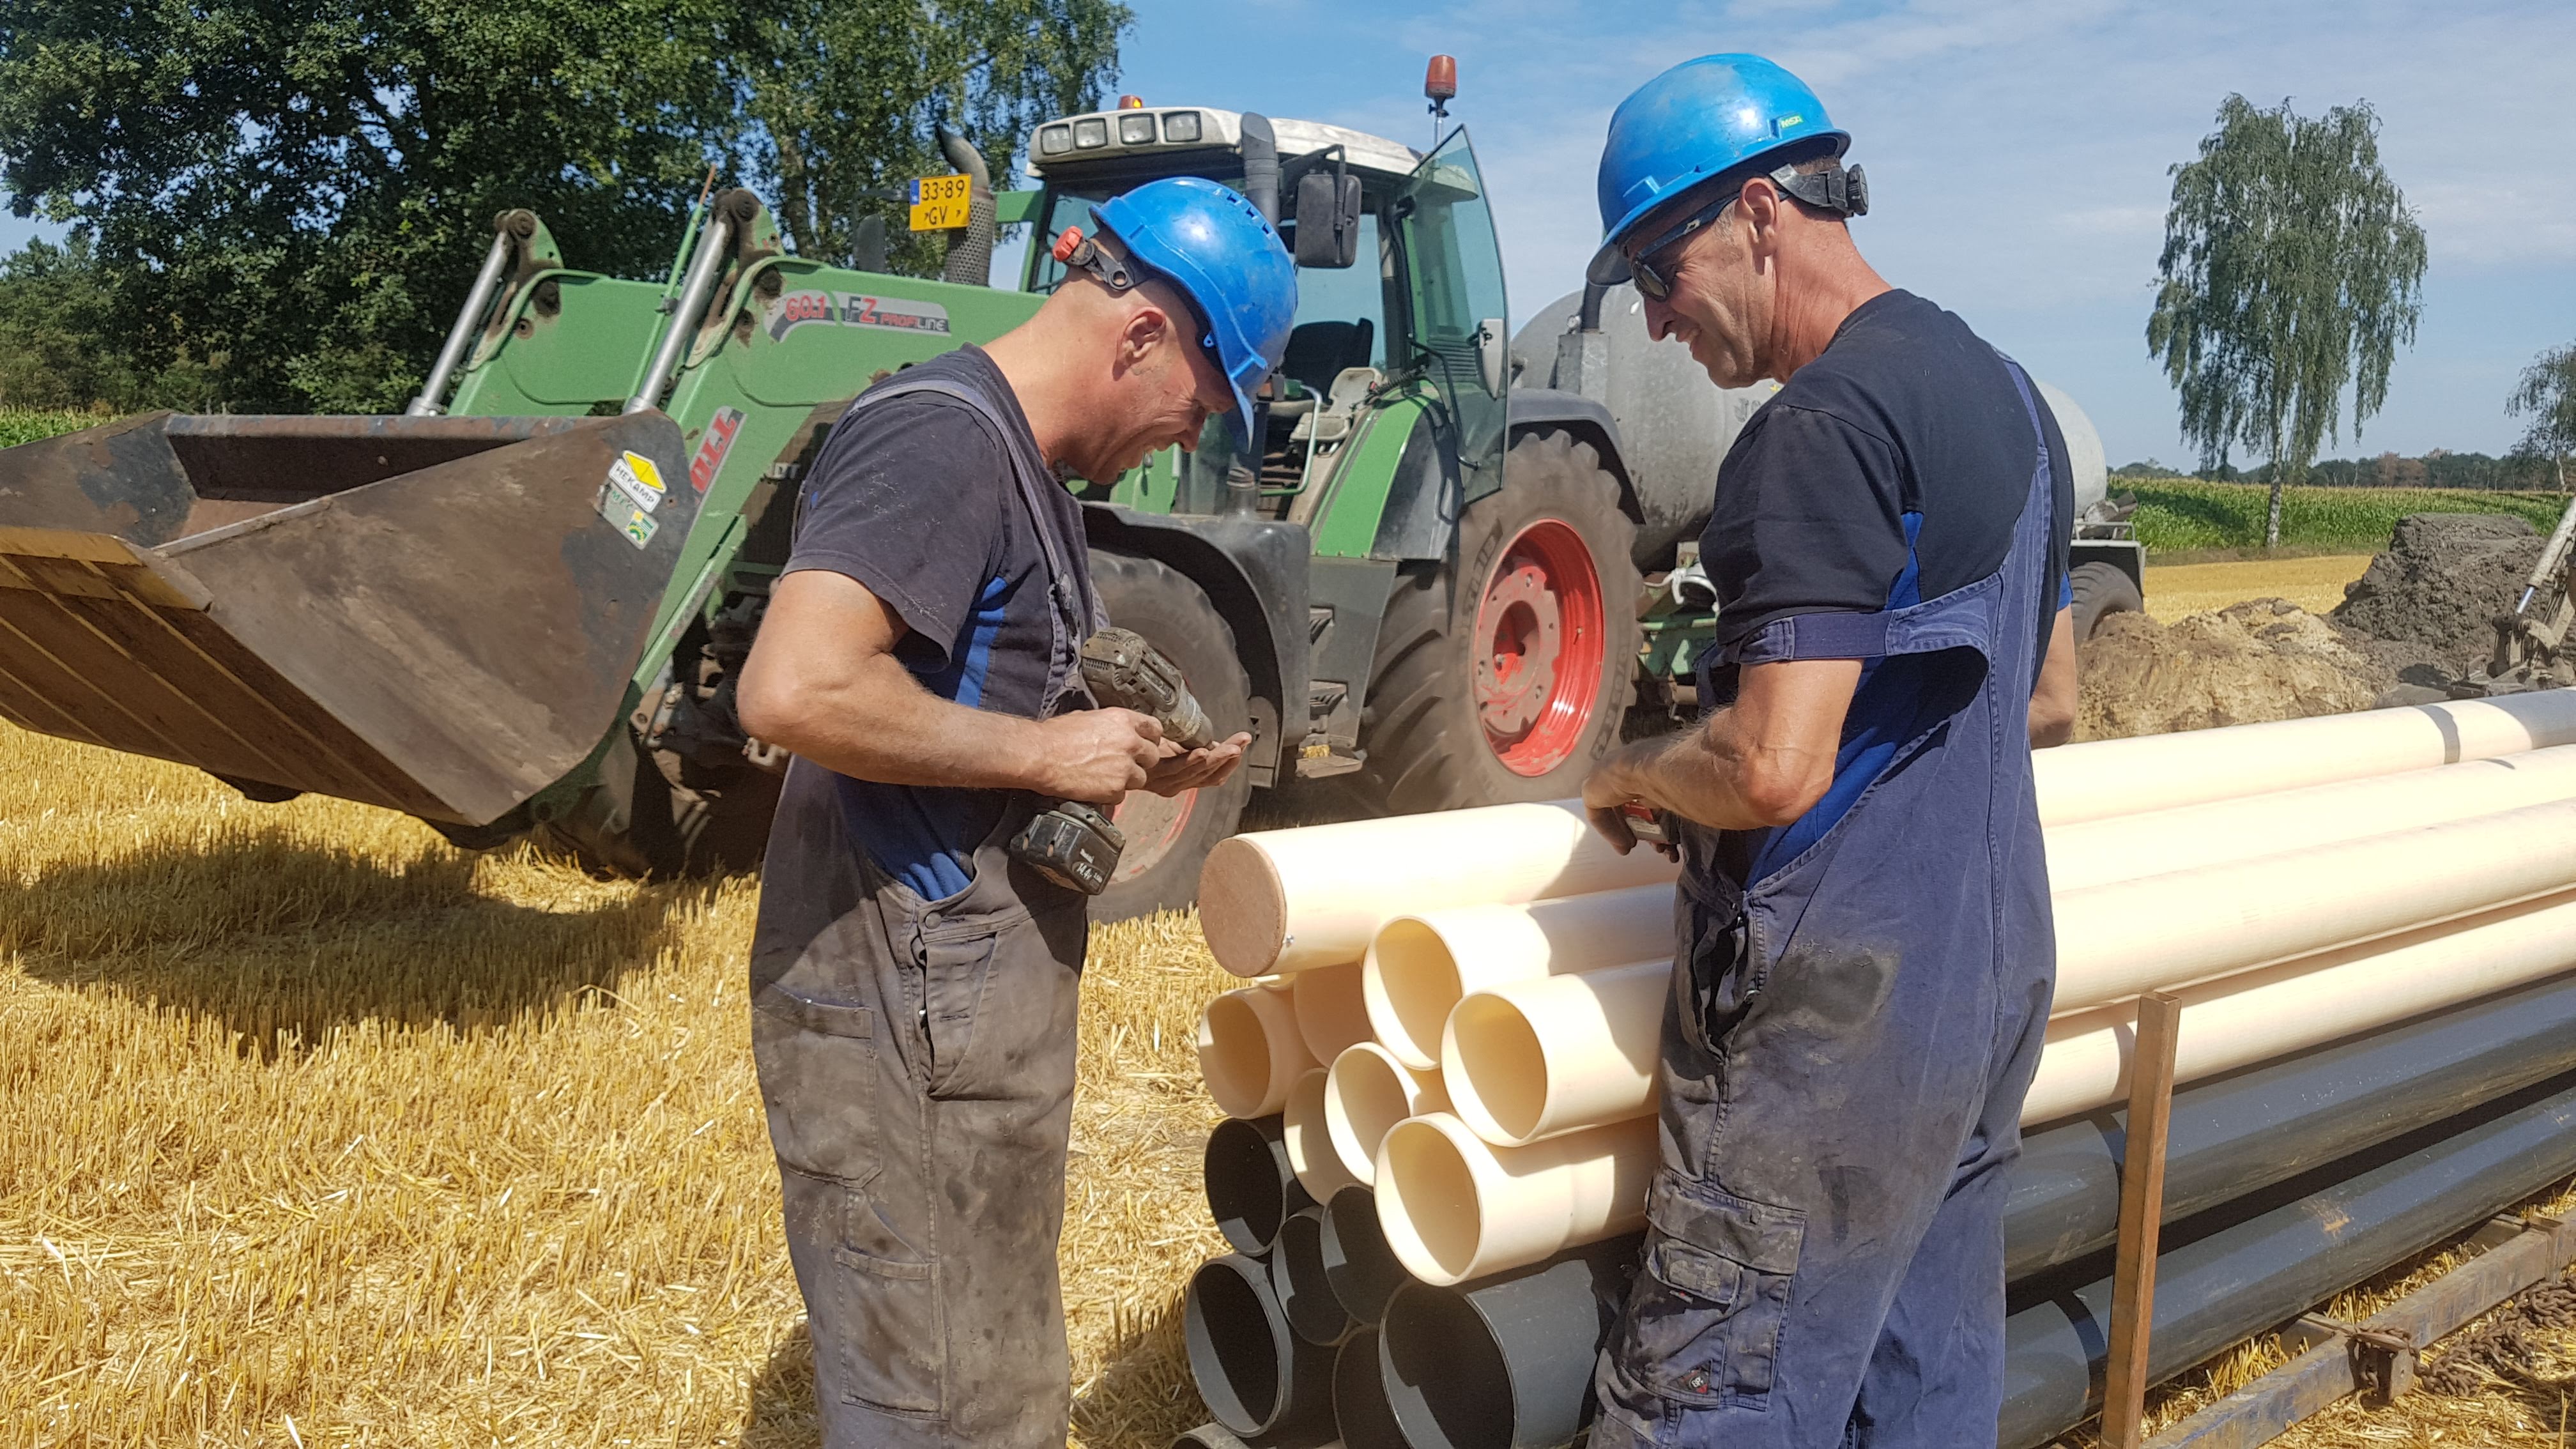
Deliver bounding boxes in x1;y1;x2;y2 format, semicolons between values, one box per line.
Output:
1589;54;1848;285
1092;177;1298;443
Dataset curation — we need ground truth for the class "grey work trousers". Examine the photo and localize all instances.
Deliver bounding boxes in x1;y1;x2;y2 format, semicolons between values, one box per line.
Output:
750;759;1088;1448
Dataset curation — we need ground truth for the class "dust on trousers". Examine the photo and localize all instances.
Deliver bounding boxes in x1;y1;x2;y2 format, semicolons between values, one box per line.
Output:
1590;362;2064;1448
750;768;1088;1449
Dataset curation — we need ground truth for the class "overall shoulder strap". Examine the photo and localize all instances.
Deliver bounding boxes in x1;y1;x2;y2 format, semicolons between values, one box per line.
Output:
844;375;1101;640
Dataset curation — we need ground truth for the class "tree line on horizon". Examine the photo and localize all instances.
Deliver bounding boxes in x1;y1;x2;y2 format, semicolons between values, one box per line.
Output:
2114;448;2564;493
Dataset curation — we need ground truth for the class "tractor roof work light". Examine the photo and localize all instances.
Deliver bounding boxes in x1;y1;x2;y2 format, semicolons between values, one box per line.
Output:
1425;54;1458;146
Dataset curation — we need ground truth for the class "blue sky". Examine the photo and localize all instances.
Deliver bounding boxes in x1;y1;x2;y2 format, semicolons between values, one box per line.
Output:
8;0;2568;463
1092;0;2575;465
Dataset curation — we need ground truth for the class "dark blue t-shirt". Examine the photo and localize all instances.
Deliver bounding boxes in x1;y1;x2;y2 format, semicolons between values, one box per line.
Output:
1698;290;2071;882
781;346;1086;899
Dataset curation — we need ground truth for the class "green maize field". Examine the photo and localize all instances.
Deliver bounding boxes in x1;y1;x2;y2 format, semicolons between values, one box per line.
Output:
2126;478;2568;555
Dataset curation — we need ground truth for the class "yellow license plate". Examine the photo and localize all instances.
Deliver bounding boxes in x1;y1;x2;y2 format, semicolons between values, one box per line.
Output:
908;173;974;231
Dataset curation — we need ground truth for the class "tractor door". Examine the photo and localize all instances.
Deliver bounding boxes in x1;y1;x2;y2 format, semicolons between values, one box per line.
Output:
1394;129;1510;503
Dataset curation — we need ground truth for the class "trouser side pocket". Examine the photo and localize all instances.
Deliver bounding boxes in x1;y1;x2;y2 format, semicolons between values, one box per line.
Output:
1611;1170;1805;1412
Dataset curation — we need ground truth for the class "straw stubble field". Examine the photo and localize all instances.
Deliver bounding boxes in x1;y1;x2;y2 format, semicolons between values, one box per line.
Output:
4;711;2573;1448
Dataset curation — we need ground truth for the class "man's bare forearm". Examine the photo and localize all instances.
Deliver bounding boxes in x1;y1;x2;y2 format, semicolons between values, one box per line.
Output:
755;652;1060;792
1595;706;1833;831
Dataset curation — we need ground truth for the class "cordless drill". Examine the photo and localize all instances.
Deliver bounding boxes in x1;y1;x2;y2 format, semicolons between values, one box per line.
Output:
1009;628;1215;894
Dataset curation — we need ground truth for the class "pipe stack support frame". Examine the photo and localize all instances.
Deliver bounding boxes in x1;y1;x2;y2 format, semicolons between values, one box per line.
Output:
1205;1114;1313;1257
1199;801;1678;977
1284;1068;1360;1203
1444;959;1671;1146
2031;689;2576;827
1322;1186;1412;1326
1185;1253;1340;1446
1200;986;1320;1119
1363;887;1677;1069
1375;1112;1658;1285
1326;1042;1449;1185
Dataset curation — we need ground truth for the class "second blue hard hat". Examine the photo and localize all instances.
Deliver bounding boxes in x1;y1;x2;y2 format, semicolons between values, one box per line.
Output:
1590;54;1848;286
1093;177;1298;441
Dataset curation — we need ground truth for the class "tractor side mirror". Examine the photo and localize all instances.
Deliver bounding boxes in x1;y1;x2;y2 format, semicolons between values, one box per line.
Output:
1293;171;1363;268
1477;318;1508;396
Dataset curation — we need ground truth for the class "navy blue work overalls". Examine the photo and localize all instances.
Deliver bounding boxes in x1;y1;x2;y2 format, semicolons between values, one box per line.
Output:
749;376;1103;1449
1591;362;2064;1448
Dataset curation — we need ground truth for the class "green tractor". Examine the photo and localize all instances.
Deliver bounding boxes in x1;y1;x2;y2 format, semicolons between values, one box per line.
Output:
0;98;2130;920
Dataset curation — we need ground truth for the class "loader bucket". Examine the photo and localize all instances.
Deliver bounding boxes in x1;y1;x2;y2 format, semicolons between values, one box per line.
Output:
0;411;700;825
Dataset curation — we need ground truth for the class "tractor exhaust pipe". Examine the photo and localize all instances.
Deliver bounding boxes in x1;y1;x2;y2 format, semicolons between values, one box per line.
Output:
938;128;997;288
1204;1114;1314;1257
1272;1206;1358;1346
1321;1185;1412;1326
408;214;529;416
1378;1235;1638;1449
1184;1254;1340;1446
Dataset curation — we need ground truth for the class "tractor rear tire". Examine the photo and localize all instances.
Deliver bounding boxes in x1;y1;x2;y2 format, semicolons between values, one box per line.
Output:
1089;550;1255;923
1350;430;1643;815
2071;560;2144;641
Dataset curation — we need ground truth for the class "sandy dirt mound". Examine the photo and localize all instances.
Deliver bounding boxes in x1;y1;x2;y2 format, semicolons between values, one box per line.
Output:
2077;599;2391;742
2330;512;2543;684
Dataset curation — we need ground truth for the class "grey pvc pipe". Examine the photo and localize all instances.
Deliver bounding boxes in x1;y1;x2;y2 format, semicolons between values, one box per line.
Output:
2009;968;2576;1278
2000;1071;2576;1447
1172;1427;1253;1449
1378;1235;1639;1449
1274;1206;1358;1346
1184;1254;1339;1446
1321;1185;1411;1325
1206;1114;1314;1256
1333;1326;1407;1449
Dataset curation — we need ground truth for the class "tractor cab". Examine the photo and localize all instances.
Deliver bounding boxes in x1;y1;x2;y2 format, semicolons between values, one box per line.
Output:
1019;105;1512;527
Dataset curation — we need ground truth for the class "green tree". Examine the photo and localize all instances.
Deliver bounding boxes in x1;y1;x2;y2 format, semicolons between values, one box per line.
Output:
0;0;1127;414
2509;343;2576;493
2147;95;2427;548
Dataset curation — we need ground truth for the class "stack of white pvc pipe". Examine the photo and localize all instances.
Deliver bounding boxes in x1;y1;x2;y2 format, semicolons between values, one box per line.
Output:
1192;690;2576;1287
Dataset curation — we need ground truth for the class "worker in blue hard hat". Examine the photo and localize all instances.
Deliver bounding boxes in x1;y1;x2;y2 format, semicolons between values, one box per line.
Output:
1577;54;2082;1448
733;174;1290;1448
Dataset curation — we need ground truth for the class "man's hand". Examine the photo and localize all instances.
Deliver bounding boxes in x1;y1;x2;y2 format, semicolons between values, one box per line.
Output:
1032;708;1166;804
1141;731;1253;798
1584;739;1680;858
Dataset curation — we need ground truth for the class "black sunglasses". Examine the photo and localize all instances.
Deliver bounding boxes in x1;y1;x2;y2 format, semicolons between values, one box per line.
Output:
1622;190;1738;302
1622;162;1869;301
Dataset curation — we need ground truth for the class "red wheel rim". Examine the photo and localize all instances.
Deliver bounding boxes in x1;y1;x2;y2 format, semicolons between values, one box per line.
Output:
1472;518;1607;777
1109;787;1198;886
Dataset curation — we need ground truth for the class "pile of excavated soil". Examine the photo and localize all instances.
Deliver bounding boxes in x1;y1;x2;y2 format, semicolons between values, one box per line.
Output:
2329;512;2545;687
2076;599;2391;742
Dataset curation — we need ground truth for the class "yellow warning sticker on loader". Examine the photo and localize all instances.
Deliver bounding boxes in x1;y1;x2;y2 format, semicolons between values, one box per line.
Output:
595;482;659;549
605;450;667;514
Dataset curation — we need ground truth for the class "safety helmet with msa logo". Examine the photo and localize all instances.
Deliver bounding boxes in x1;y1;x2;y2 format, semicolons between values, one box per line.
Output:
1588;54;1868;294
1050;176;1297;445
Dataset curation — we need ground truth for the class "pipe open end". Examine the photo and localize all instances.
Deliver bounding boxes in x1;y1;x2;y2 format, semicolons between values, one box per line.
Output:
1184;1256;1287;1434
1381;1282;1515;1449
1273;1209;1351;1345
1200;839;1289;976
1333;1326;1406;1449
1322;1184;1409;1325
1282;1069;1356;1200
1204;1116;1298;1255
1292;961;1373;1064
1446;993;1552;1146
1200;992;1281;1119
1327;1044;1422;1186
1369;917;1462;1070
1376;1117;1484;1286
